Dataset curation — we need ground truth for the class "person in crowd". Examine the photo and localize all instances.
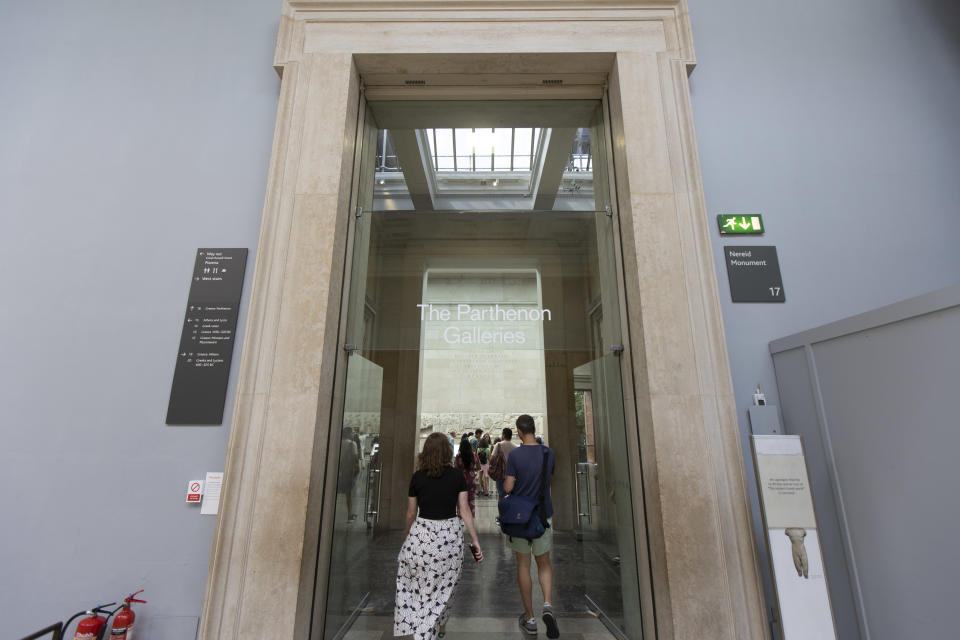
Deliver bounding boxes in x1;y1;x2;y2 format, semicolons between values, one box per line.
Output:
503;415;559;638
454;434;480;516
338;427;360;520
476;434;492;496
489;427;518;498
395;433;483;640
470;428;482;452
446;429;457;452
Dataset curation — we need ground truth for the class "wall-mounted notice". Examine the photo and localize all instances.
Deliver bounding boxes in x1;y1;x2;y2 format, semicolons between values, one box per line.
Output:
186;480;203;504
166;249;248;425
200;471;223;515
724;245;785;303
752;435;837;640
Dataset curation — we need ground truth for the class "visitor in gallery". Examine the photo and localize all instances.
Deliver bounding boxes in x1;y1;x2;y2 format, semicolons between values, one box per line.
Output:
476;434;492;496
503;415;559;638
454;434;480;516
488;427;517;498
470;428;482;452
338;427;360;521
395;432;483;640
443;427;456;451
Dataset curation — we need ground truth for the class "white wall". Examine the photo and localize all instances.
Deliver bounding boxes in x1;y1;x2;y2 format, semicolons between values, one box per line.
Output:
2;0;958;637
770;286;960;639
688;1;960;633
0;2;279;637
691;0;960;419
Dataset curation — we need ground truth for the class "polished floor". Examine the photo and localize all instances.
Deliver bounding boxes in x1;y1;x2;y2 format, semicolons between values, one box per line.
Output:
335;491;627;639
344;614;616;640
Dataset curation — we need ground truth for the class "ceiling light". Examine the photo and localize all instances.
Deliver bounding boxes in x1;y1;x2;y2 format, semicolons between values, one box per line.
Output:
492;178;500;187
378;179;385;185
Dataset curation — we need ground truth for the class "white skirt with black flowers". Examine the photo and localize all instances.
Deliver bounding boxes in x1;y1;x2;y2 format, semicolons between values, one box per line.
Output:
394;516;463;639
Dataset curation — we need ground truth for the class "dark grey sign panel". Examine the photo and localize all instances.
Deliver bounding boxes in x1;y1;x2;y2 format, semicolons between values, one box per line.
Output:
166;248;248;425
724;245;785;303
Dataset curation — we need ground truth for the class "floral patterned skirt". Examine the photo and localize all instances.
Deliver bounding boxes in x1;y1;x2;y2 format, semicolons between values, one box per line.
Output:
394;517;463;639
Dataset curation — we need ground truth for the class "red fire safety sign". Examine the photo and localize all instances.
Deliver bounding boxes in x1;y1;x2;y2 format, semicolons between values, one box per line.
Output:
186;480;203;503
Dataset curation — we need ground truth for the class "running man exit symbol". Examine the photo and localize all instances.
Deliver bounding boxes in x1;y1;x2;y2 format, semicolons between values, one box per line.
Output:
718;214;764;235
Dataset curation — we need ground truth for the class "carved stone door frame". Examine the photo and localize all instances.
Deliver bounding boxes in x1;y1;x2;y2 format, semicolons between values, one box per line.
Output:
199;2;769;639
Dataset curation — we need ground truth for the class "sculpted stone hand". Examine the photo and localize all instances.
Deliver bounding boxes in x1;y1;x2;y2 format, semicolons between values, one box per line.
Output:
784;528;809;578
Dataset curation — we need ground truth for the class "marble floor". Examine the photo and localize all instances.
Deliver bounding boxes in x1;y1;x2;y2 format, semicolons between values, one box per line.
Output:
332;492;628;640
343;614;616;639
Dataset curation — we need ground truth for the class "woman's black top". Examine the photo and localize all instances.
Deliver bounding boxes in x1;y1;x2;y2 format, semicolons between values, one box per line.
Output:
408;466;467;520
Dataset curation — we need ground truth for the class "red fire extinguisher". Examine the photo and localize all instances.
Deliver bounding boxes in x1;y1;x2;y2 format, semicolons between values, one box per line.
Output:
109;590;146;639
73;609;109;640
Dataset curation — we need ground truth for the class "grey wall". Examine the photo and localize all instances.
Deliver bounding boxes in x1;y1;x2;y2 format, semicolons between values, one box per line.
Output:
770;285;960;639
2;0;959;637
691;0;960;409
688;0;960;631
0;2;279;637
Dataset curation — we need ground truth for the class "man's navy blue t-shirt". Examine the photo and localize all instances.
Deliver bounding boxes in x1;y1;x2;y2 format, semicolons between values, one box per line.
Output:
505;443;556;519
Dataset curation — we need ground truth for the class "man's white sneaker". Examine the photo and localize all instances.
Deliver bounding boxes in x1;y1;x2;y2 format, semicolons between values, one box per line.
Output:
519;613;538;636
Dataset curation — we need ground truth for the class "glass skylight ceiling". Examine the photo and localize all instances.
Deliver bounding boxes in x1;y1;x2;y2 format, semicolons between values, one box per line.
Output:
427;128;544;172
368;100;602;212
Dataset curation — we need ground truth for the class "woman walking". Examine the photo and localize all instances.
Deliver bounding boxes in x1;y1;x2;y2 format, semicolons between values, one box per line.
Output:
454;433;481;515
477;434;492;496
395;433;483;640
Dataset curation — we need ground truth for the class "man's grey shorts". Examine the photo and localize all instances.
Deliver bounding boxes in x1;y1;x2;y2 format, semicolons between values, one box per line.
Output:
505;518;553;556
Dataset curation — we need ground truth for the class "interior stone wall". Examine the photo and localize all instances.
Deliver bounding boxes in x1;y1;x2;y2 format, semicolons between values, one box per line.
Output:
419;271;549;443
201;4;770;640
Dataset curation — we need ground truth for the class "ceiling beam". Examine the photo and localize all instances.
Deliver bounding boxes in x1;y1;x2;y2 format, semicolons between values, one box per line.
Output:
388;129;435;210
532;127;578;210
355;53;615;77
369;100;598;129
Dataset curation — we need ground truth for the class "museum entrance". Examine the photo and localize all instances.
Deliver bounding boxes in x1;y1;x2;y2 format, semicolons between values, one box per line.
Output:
317;99;643;639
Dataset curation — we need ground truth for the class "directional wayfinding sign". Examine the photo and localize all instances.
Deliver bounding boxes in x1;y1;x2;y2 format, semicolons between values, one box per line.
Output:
718;214;764;235
167;248;248;425
724;246;785;303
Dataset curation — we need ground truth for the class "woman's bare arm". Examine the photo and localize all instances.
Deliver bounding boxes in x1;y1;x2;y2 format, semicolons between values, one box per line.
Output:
457;491;483;562
402;496;417;538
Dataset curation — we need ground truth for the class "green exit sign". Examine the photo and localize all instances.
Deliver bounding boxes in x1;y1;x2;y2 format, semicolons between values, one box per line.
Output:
718;214;764;235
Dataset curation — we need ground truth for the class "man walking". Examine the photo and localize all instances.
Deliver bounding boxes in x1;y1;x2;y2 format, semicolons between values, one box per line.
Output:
490;427;517;498
503;414;559;638
470;428;482;451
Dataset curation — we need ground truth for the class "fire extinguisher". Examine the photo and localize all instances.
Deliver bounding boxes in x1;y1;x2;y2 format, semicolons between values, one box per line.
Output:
109;590;146;639
69;604;115;640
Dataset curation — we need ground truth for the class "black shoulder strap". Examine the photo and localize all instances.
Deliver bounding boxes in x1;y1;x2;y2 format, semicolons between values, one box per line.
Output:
537;445;550;525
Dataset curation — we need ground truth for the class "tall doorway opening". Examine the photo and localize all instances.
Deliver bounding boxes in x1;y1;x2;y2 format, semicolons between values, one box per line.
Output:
319;99;644;639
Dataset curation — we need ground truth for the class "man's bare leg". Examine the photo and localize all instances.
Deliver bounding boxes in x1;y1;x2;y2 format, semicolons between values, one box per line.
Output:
534;552;553;604
516;552;534;619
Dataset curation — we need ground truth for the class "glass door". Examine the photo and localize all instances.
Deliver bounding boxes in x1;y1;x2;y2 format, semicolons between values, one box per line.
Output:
318;99;645;640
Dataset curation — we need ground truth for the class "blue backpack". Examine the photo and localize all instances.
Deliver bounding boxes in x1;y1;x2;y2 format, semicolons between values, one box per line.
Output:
498;446;551;541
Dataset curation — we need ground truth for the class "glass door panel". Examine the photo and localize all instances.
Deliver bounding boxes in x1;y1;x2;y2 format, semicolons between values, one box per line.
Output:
323;353;384;638
318;99;645;640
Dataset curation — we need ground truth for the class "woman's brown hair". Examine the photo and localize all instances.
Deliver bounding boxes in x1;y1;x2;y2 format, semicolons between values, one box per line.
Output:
417;432;452;478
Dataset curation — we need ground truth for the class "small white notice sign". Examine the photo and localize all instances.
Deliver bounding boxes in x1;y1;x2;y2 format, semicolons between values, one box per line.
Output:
186;479;204;504
200;472;223;515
